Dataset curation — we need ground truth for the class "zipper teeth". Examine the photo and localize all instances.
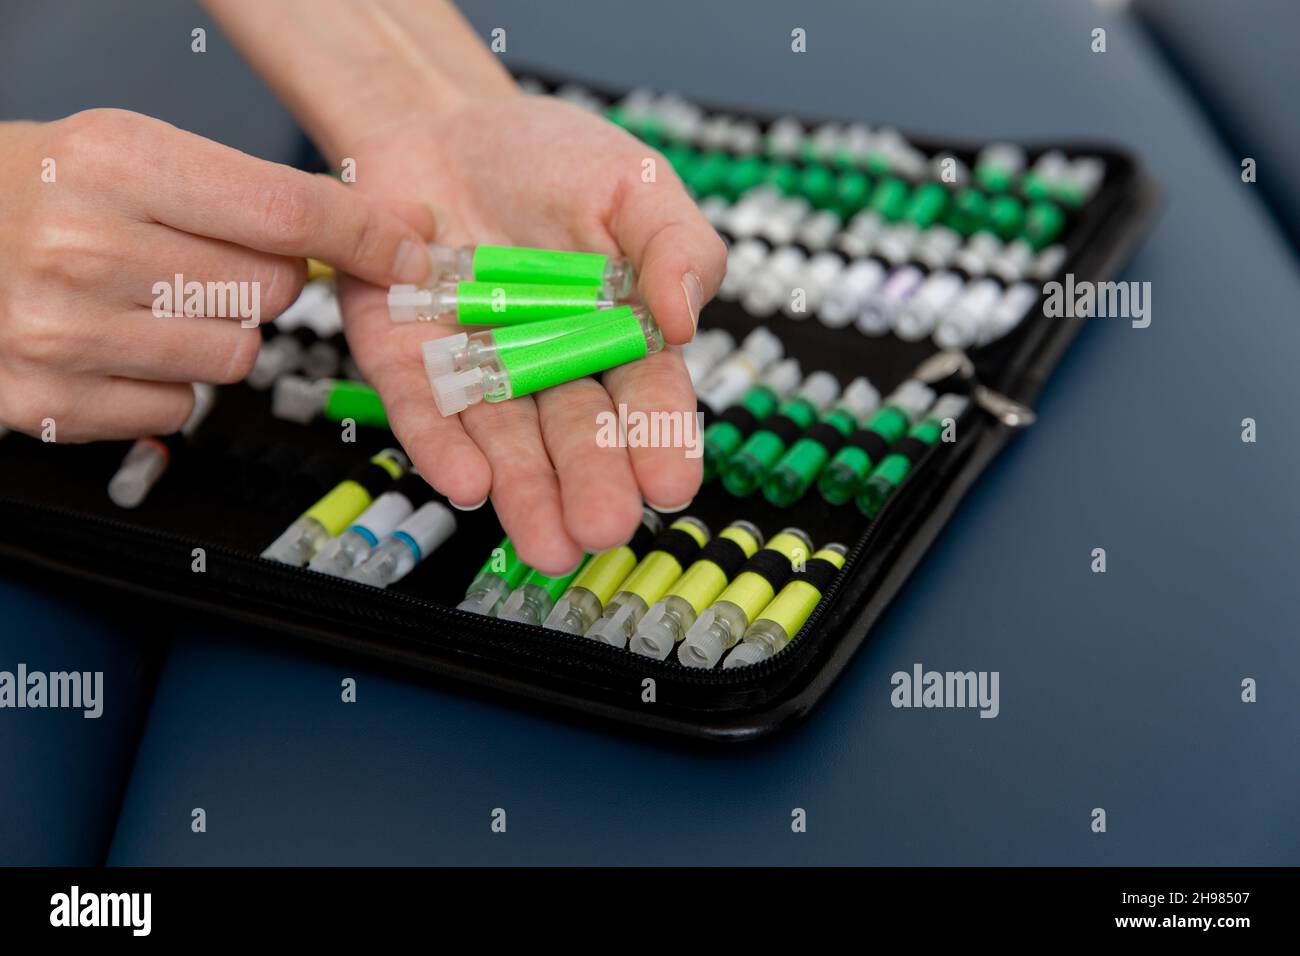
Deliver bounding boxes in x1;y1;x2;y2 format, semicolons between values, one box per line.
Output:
0;413;986;689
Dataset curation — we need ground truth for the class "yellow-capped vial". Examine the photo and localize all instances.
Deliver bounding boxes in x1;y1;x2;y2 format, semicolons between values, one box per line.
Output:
261;449;408;567
584;517;710;647
629;520;763;660
543;509;664;634
677;528;812;669
723;543;847;668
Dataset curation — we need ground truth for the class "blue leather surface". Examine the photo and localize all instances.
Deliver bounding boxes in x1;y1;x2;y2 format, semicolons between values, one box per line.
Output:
2;0;1297;864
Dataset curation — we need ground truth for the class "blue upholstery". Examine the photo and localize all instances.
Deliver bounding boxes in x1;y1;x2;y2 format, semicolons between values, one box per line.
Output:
4;0;1298;864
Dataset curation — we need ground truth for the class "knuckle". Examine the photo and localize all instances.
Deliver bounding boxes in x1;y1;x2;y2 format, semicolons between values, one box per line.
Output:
10;311;70;365
25;221;107;289
254;180;316;248
54;109;144;174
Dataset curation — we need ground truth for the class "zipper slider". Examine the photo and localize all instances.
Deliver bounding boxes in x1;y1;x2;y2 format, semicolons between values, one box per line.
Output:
911;349;1037;429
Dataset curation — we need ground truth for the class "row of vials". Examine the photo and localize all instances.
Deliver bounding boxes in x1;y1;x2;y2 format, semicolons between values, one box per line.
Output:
459;512;846;670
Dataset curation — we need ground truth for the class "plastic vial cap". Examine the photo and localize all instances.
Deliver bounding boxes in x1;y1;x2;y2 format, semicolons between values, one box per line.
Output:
586;601;637;648
422;333;470;381
107;442;167;509
630;611;677;660
271;375;331;424
398;502;457;556
762;358;802;395
888;380;937;420
930;394;971;422
678;612;727;669
798;370;841;410
840;377;880;418
685;328;735;365
432;367;486;417
387;285;433;323
739;326;783;367
724;641;766;669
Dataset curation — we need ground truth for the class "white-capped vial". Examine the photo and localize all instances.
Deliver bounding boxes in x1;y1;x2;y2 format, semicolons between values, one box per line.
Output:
741;246;805;317
1032;244;1068;281
953;232;1002;277
805;122;844;163
271;375;332;425
818;259;887;328
723;187;781;239
765;117;804;159
913;225;963;271
875;223;922;265
697;194;731;230
275;281;336;332
990;238;1035;283
894;270;965;341
107;383;217;509
838;209;886;259
660;94;703;142
682;328;736;386
840;123;874;167
696;326;784;413
348;502;456;589
698;113;737;151
974;143;1027;191
307;476;424;578
1065;156;1106;205
726;119;762;154
300;332;345;380
857;264;923;336
933;278;1002;349
247;327;312;390
794;209;843;251
977;282;1039;345
784;251;844;319
719;238;769;300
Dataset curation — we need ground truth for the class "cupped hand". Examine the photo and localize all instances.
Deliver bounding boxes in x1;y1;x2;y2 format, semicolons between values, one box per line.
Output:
337;93;727;575
0;108;434;442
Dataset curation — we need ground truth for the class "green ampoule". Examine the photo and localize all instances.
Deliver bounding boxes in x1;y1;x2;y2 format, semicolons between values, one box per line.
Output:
422;307;634;380
763;377;879;508
272;376;389;429
542;509;663;635
723;544;848;668
458;537;530;617
430;305;664;416
721;372;839;498
388;280;613;325
629;521;763;660
416;243;635;299
497;558;591;627
677;529;812;670
583;517;710;647
818;379;935;505
701;358;801;482
857;394;971;518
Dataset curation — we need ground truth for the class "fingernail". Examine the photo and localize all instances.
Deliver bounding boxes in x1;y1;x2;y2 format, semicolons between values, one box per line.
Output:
392;239;430;284
449;495;487;512
648;497;693;514
681;271;704;331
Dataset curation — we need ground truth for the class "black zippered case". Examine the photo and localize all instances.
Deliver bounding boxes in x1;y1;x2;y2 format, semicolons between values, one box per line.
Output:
0;85;1160;742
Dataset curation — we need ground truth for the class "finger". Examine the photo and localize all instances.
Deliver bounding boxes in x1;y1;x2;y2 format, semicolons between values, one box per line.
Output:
116;222;306;320
535;378;643;552
70;309;262;384
602;346;702;512
123;117;433;286
336;277;491;507
609;162;727;344
460;399;584;577
61;378;195;443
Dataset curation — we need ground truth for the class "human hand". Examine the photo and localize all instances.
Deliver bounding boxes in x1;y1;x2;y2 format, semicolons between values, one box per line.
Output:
336;93;727;574
0;108;434;441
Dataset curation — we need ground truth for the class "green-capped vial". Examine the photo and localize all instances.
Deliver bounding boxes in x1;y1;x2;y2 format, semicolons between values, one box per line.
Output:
764;377;880;508
416;243;635;299
702;358;801;481
272;376;388;429
585;517;710;647
1023;201;1066;250
458;537;530;617
430;306;663;415
903;181;950;229
542;509;663;634
388;280;609;325
868;176;911;223
722;372;839;498
724;543;848;668
629;521;764;660
973;143;1026;194
819;379;935;505
947;187;989;237
678;528;813;669
497;557;591;626
857;394;971;517
422;307;631;381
